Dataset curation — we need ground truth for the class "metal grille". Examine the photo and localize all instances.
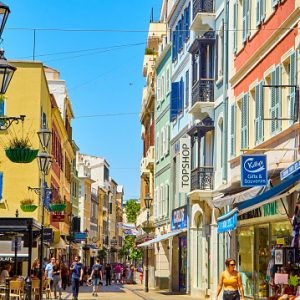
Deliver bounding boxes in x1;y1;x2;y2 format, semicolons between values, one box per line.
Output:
193;0;214;19
192;79;214;106
191;167;214;190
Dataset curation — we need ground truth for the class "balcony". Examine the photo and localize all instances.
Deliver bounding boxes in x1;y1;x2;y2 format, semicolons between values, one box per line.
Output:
191;166;214;191
191;0;215;33
190;79;214;114
145;146;154;170
140;157;150;177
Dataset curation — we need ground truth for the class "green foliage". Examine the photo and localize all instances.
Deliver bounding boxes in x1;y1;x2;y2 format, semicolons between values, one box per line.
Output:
8;137;30;149
98;249;107;259
125;199;140;223
129;247;143;262
145;48;156;55
119;236;143;263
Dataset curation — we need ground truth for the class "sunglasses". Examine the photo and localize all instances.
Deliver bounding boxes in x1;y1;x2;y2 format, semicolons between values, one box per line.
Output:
229;263;236;266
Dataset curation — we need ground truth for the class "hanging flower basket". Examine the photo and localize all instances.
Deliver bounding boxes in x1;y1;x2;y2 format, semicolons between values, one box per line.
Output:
20;204;38;212
50;203;66;212
5;148;38;163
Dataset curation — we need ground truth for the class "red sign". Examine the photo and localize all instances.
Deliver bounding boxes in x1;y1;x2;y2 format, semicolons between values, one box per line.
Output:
51;213;65;222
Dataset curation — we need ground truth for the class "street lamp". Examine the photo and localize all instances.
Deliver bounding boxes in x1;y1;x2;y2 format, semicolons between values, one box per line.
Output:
37;126;52;300
0;2;10;39
83;228;90;268
0;49;16;94
144;194;152;293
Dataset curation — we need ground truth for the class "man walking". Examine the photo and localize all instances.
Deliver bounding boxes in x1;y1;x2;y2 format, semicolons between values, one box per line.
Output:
114;264;121;284
45;257;56;288
105;263;112;286
89;258;103;296
70;255;84;300
52;259;62;299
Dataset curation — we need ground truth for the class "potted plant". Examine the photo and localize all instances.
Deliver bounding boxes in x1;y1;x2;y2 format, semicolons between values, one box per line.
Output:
20;198;38;212
49;196;66;212
5;137;38;163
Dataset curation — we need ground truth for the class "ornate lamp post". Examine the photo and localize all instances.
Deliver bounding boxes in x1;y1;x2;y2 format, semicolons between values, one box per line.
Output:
144;194;152;293
37;126;52;300
83;228;90;268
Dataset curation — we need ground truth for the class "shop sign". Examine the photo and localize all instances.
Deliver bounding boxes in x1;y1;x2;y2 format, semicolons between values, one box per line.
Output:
280;160;300;180
179;137;190;193
263;201;277;217
74;232;87;242
217;209;238;233
51;213;65;222
241;155;268;187
11;237;22;251
43;228;53;242
172;205;188;230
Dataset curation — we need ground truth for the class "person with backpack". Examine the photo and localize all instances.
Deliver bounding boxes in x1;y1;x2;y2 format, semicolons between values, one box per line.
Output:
70;256;84;300
89;259;103;296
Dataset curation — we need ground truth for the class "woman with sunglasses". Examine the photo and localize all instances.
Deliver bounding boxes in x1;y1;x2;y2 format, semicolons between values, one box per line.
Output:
215;258;244;300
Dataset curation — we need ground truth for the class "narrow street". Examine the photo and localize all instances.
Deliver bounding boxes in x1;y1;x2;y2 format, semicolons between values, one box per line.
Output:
60;283;198;300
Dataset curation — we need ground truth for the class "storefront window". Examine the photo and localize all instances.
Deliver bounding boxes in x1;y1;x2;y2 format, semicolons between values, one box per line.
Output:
271;221;292;246
237;226;254;298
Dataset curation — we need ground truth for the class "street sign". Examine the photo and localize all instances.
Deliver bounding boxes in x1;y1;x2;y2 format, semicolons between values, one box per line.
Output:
241;155;268;187
11;237;22;251
74;232;87;241
217;208;238;233
51;213;65;222
280;160;300;180
43;228;53;242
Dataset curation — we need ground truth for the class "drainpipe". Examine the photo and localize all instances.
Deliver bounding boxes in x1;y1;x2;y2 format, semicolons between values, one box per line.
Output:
186;195;191;294
222;0;229;182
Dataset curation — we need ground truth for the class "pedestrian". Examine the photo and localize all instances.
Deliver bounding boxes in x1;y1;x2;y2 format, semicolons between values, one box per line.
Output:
45;257;56;289
105;263;112;286
121;265;127;284
31;258;40;278
70;255;84;300
0;264;11;284
89;258;103;296
52;259;62;299
215;258;245;300
61;262;69;290
114;264;121;284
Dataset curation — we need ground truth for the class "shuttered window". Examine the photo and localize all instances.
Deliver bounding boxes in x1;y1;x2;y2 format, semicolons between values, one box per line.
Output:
241;93;249;149
170;82;180;121
157;77;162;103
256;0;265;26
178;78;184;114
289;51;297;123
242;0;251;41
233;1;238;53
272;0;279;8
270;65;281;135
185;70;189;107
155;133;159;162
230;104;236;157
255;81;264;145
166;124;170;155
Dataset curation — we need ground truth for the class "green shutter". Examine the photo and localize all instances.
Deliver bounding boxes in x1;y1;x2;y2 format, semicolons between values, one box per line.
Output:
241;94;249;149
275;64;281;131
270;70;276;135
230;104;236;157
233;1;238;53
290;51;297;123
260;0;265;21
242;0;247;42
259;81;264;142
247;0;251;37
255;84;260;144
256;0;260;26
272;0;278;8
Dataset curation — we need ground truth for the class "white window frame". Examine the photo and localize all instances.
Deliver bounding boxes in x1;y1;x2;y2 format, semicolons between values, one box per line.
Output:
166;68;170;94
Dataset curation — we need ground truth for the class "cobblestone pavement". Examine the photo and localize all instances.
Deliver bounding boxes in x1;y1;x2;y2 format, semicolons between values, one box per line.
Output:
58;283;200;300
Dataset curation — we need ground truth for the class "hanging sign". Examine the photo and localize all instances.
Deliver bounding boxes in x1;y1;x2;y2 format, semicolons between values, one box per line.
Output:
74;232;87;242
171;205;188;230
179;137;191;193
280;160;300;180
51;213;65;222
43;228;53;242
11;237;22;251
217;208;238;233
241;155;268;187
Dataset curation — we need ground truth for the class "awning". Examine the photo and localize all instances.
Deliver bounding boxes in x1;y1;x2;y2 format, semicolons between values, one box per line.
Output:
138;230;184;248
217;170;300;233
237;171;300;214
50;237;67;249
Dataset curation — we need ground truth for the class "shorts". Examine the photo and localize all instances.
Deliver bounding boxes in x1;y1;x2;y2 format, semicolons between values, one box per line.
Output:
116;273;121;280
92;277;101;286
223;290;240;300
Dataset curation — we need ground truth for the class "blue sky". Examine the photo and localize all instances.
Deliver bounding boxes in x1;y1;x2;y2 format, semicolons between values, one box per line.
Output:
3;0;162;200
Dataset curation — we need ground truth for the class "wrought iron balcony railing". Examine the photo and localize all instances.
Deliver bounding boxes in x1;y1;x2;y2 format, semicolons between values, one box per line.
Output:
191;166;214;191
193;0;214;19
192;79;214;106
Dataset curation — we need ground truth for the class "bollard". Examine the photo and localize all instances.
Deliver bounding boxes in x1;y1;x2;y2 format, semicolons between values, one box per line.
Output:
5;278;10;300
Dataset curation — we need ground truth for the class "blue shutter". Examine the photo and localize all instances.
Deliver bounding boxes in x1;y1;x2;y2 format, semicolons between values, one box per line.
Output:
178;78;184;113
230;104;236;157
0;100;5;128
256;0;260;26
170;82;180;121
242;0;247;42
0;172;3;200
175;25;179;58
186;4;191;39
185;70;189;107
178;19;183;51
290;51;297;123
233;1;238;53
270;70;276;135
172;30;176;62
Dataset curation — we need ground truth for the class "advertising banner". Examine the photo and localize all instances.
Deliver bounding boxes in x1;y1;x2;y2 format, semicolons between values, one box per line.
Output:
179;137;191;193
171;205;188;231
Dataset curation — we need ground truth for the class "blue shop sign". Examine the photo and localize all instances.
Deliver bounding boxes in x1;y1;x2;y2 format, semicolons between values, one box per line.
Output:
280;160;300;181
241;155;268;187
172;205;188;231
217;208;238;233
74;232;87;241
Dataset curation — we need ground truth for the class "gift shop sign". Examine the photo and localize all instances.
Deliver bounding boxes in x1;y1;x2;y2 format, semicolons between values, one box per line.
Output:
241;155;268;187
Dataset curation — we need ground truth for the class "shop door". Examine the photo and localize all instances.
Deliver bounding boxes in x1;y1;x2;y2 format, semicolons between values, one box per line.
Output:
254;224;270;299
179;236;187;290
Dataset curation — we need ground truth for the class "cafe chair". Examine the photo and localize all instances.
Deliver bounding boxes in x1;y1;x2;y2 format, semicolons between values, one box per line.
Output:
42;279;52;299
31;279;40;299
9;280;24;300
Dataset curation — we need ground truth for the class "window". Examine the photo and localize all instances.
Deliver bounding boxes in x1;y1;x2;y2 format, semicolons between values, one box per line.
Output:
242;0;251;42
170;82;180;121
270;65;281;135
256;0;265;26
217;22;224;78
164;184;169;217
166;68;170;94
233;1;238;53
289;51;297;123
156;133;160;162
157;77;162;102
185;70;189;107
160;185;164;217
161;75;165;100
178;78;184;114
161;128;164;159
241;93;249;149
254;81;264;145
230;104;236;157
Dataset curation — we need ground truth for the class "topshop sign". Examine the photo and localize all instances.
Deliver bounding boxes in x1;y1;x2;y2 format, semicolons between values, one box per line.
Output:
179;137;191;193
